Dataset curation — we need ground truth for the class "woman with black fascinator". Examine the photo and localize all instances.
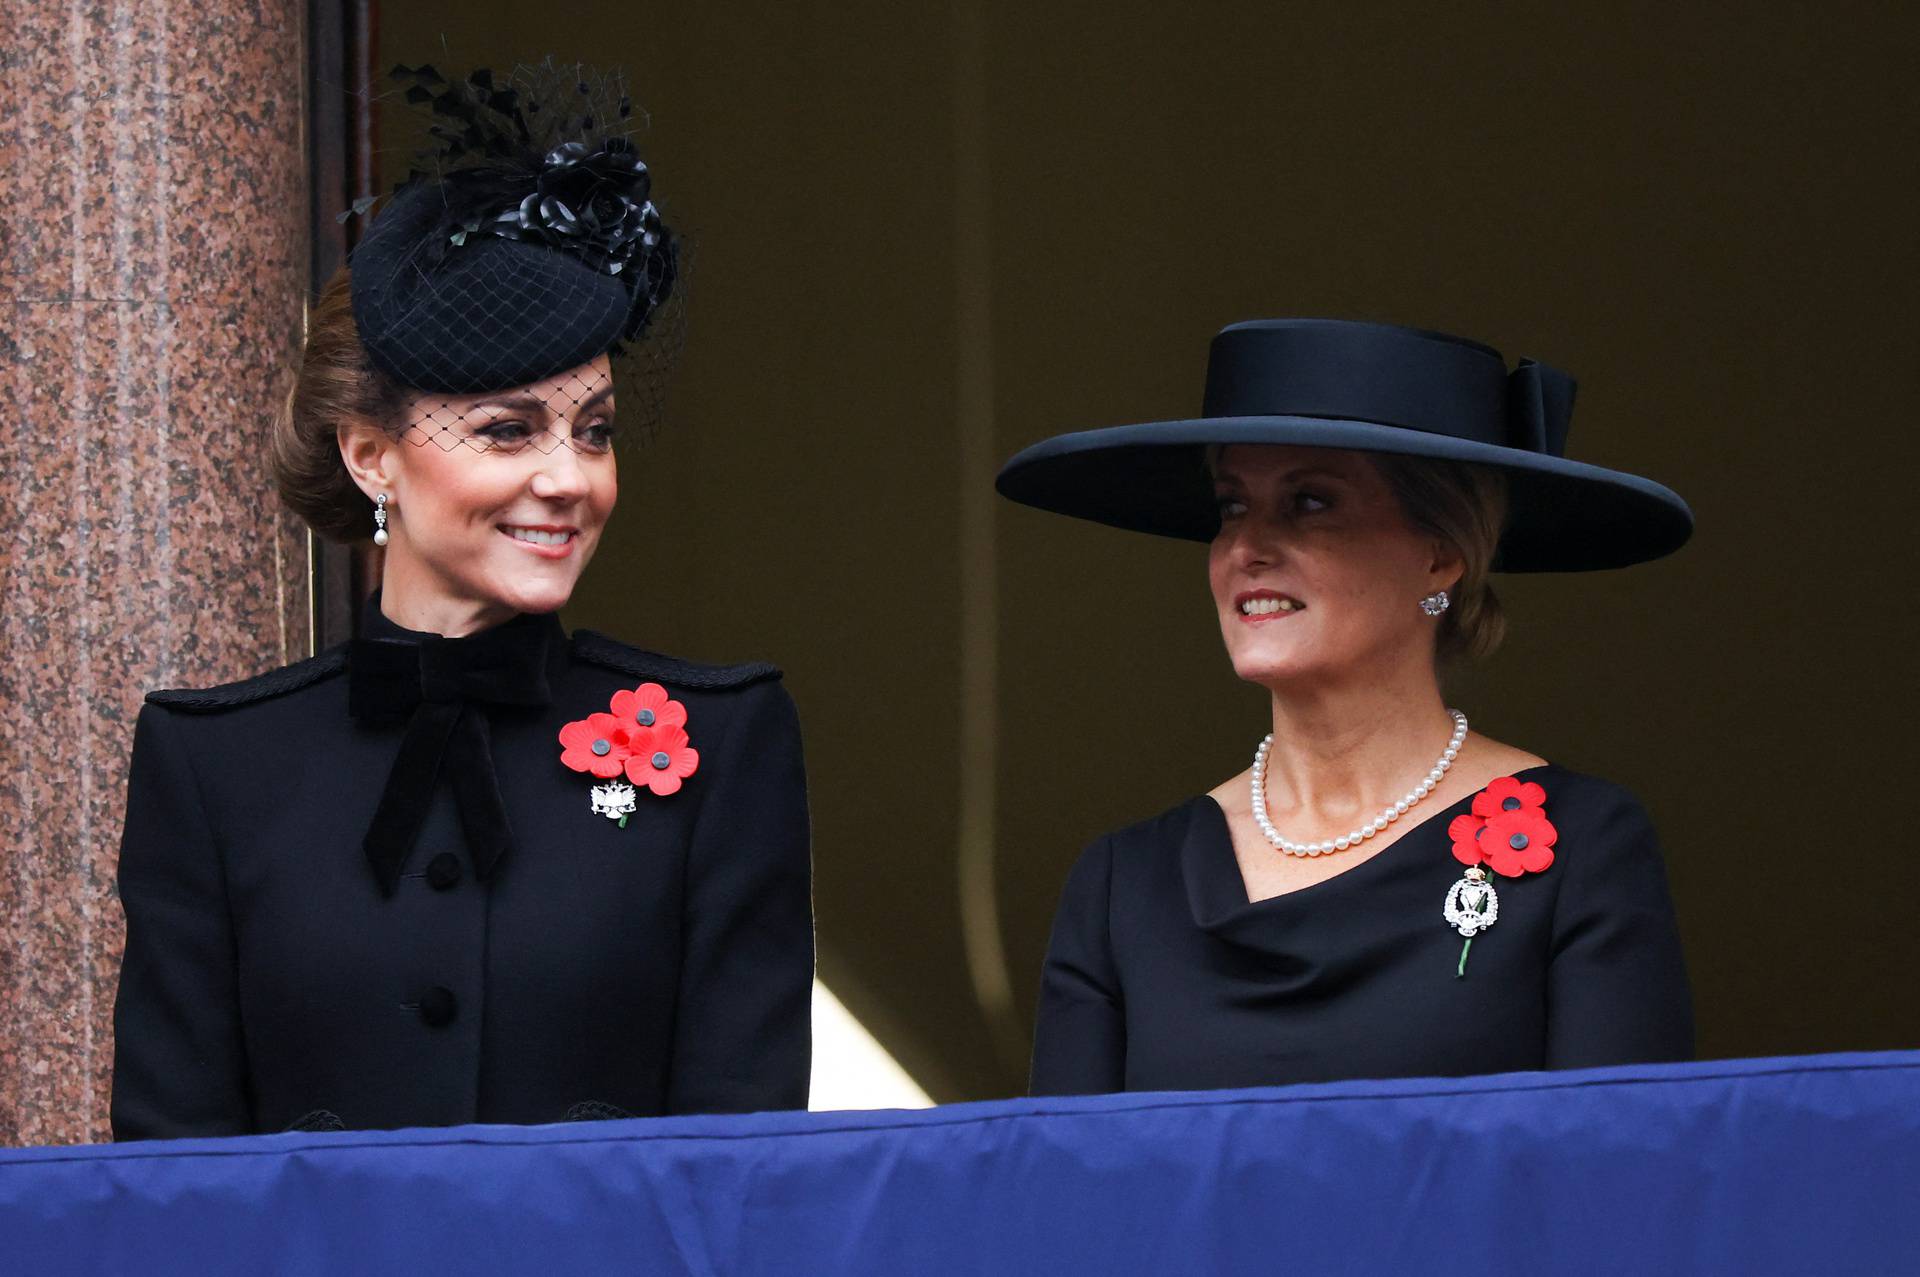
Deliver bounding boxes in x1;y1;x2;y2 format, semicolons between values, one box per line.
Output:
111;63;813;1138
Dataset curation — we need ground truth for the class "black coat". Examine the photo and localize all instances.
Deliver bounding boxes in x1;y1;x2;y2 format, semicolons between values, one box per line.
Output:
111;611;812;1139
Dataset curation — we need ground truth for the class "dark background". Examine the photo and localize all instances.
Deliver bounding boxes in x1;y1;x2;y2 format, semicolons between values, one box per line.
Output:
367;2;1919;1100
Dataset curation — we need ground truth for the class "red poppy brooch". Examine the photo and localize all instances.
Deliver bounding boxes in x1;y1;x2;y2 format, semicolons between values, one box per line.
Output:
1442;776;1556;977
557;683;699;826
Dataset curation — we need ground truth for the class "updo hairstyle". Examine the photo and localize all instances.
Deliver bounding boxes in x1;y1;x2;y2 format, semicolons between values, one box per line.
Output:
270;268;409;542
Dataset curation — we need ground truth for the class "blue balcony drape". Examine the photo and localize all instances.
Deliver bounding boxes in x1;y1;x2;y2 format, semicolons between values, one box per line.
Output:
3;1051;1914;1275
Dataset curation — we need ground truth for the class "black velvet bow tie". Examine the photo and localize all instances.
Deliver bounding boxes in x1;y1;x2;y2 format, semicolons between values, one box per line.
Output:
348;609;561;896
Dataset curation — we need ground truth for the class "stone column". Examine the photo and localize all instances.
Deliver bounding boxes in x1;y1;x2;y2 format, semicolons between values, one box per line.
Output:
0;0;310;1146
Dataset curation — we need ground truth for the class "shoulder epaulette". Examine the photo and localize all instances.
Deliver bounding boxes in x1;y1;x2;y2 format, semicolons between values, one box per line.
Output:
145;646;349;711
572;630;781;690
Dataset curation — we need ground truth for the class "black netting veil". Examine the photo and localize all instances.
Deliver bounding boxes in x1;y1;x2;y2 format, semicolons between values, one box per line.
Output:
348;58;687;453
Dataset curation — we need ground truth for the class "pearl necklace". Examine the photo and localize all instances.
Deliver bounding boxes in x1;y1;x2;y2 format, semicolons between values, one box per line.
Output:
1251;709;1469;857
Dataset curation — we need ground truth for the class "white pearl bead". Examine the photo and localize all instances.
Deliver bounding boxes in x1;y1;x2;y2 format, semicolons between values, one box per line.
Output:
1249;709;1467;856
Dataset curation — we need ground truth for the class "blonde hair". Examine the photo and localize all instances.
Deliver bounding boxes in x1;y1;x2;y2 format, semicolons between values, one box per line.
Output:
1369;453;1509;662
270;268;409;542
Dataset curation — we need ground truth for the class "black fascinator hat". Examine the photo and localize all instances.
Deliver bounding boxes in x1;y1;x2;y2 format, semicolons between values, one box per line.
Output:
995;319;1693;572
348;61;680;396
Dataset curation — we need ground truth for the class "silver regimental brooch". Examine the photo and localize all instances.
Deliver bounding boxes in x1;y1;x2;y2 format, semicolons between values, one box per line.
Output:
1443;865;1499;978
589;781;638;827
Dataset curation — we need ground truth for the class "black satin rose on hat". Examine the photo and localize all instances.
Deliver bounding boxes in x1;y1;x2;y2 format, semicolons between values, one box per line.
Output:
491;140;666;280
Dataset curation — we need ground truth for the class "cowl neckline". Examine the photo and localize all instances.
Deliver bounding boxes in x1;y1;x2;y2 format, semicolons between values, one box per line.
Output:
1182;764;1560;949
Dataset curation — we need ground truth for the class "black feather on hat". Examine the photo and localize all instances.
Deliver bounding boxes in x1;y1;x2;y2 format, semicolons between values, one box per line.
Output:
348;61;679;395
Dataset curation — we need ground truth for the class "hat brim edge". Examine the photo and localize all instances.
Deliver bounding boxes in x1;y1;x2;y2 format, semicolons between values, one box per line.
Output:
994;416;1694;573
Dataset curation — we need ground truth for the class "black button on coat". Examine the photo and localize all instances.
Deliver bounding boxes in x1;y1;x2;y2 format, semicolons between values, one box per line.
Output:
110;613;813;1138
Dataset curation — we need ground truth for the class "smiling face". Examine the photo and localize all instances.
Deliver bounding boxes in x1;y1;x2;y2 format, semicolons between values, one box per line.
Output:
340;356;619;631
1207;444;1462;690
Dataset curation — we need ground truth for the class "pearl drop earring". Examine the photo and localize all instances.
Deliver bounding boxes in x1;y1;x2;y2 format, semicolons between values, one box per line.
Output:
373;493;390;546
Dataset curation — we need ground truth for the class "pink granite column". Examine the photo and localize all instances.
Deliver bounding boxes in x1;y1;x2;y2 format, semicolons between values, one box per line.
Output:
0;0;309;1145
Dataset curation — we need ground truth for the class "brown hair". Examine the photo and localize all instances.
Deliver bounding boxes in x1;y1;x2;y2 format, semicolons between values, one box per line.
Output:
271;268;409;542
1369;453;1509;662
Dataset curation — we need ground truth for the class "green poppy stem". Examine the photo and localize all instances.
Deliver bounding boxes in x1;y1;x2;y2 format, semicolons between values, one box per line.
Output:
1456;936;1473;979
618;814;629;829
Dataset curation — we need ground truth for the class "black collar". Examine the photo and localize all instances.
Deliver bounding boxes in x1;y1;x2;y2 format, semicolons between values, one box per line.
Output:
349;604;563;721
348;600;567;895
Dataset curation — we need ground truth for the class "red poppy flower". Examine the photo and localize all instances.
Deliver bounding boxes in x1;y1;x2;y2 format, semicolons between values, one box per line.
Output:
609;682;688;734
1448;813;1488;867
624;723;699;796
1481;808;1557;877
558;712;633;779
1471;775;1547;821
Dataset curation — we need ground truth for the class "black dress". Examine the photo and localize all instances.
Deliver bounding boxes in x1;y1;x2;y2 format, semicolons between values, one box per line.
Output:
1030;765;1691;1095
112;608;812;1138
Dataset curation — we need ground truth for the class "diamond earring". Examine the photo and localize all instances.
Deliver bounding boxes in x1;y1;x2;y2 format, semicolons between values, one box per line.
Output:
1420;590;1450;617
373;492;390;547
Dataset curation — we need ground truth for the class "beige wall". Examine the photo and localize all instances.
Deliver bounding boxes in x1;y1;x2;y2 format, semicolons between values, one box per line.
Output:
381;2;1920;1098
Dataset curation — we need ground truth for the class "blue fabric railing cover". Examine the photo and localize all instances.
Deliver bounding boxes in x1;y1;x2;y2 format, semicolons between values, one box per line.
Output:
2;1051;1915;1275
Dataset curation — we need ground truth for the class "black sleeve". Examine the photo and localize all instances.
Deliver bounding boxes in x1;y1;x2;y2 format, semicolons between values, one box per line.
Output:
665;679;814;1114
111;704;252;1139
1545;790;1694;1069
1030;836;1126;1095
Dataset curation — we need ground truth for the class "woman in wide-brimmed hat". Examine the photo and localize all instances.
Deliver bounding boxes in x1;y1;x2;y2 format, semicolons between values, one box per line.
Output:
999;319;1693;1095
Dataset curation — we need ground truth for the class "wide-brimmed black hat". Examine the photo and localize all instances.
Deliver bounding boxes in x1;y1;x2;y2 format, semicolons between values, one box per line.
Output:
995;319;1692;571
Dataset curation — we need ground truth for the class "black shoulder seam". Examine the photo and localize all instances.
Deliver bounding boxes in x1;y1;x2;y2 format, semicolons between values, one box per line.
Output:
572;630;781;690
145;646;349;711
